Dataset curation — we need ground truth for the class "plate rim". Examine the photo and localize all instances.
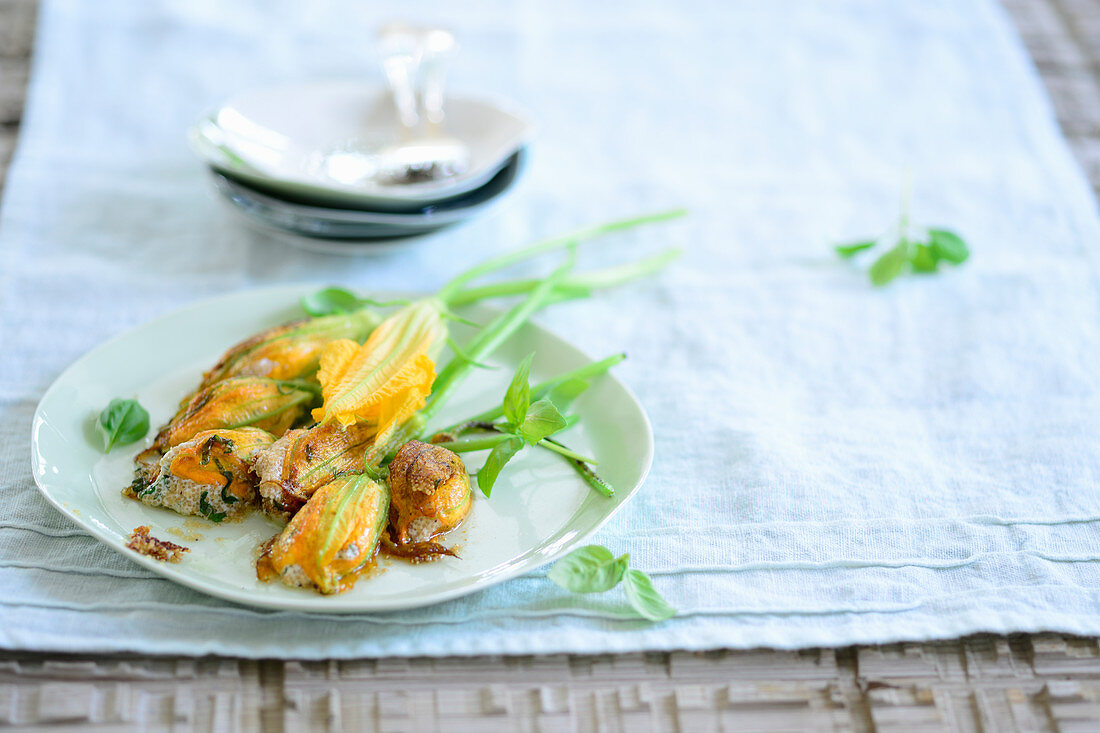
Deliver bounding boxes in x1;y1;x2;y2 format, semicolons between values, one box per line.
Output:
30;285;654;614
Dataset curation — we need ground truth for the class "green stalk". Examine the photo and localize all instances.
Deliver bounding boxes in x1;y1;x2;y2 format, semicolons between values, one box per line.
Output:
447;248;683;307
434;431;597;469
438;353;626;433
419;252;577;431
435;209;686;303
552;446;615;498
437;433;513;453
536;440;597;464
431;424;615;498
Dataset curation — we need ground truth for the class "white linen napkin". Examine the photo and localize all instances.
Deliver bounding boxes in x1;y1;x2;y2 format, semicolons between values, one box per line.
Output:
2;0;1100;657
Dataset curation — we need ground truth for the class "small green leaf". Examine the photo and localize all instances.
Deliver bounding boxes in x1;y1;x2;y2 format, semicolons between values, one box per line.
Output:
835;239;877;258
520;399;568;445
476;436;524;497
929;229;969;264
300;287;362;316
910;243;939;273
96;398;150;453
547;545;629;593
547;378;591;410
623;569;677;621
868;242;909;286
503;353;534;428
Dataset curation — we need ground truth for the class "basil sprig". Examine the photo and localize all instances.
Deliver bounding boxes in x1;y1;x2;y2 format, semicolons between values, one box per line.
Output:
475;354;573;496
835;179;970;286
838;228;970;286
548;544;676;622
95;398;150;453
840;228;972;286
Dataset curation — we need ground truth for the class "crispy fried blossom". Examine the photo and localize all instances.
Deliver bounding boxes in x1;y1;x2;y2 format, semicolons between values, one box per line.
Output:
388;440;472;544
253;420;377;521
194;310;380;396
154;377;315;451
125;427;275;521
256;473;390;594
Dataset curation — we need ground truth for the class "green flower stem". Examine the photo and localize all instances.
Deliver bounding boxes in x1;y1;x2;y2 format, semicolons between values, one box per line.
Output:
437;353;625;433
450;282;589;307
536;439;597;465
447;248;683;307
438;432;614;499
570;458;615;498
435;433;513;453
435;209;686;303
435;431;598;469
419;252;577;432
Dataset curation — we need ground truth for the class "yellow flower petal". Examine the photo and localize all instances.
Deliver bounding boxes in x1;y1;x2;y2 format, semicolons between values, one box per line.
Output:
314;338;360;402
312;301;445;433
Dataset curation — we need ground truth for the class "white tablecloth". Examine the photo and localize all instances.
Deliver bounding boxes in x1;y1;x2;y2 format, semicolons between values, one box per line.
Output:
3;0;1100;657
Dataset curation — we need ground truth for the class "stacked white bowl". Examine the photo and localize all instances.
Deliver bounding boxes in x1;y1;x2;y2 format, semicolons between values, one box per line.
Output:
189;26;533;253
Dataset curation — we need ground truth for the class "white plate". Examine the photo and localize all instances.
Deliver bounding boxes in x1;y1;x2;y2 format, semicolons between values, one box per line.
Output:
190;81;534;209
30;286;653;613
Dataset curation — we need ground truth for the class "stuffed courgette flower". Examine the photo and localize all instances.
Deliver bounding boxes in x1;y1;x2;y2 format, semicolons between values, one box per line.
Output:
388;440;472;543
125;427;275;521
252;300;447;523
253;420;377;521
256;301;451;590
256;473;390;594
193;311;380;397
153;377;317;451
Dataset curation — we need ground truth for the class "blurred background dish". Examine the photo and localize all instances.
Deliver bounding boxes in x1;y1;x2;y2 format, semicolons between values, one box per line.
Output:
211;148;526;252
190;83;533;210
190;24;533;249
371;24;471;185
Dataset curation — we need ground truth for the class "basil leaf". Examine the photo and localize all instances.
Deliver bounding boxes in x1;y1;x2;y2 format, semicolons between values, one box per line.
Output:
96;398;150;453
547;378;591;410
910;243;939;273
198;491;226;523
868;242;909;286
300;287;362;317
623;569;677;621
502;353;534;428
476;435;524;497
547;545;629;593
834;239;877;258
929;229;969;264
519;399;568;445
